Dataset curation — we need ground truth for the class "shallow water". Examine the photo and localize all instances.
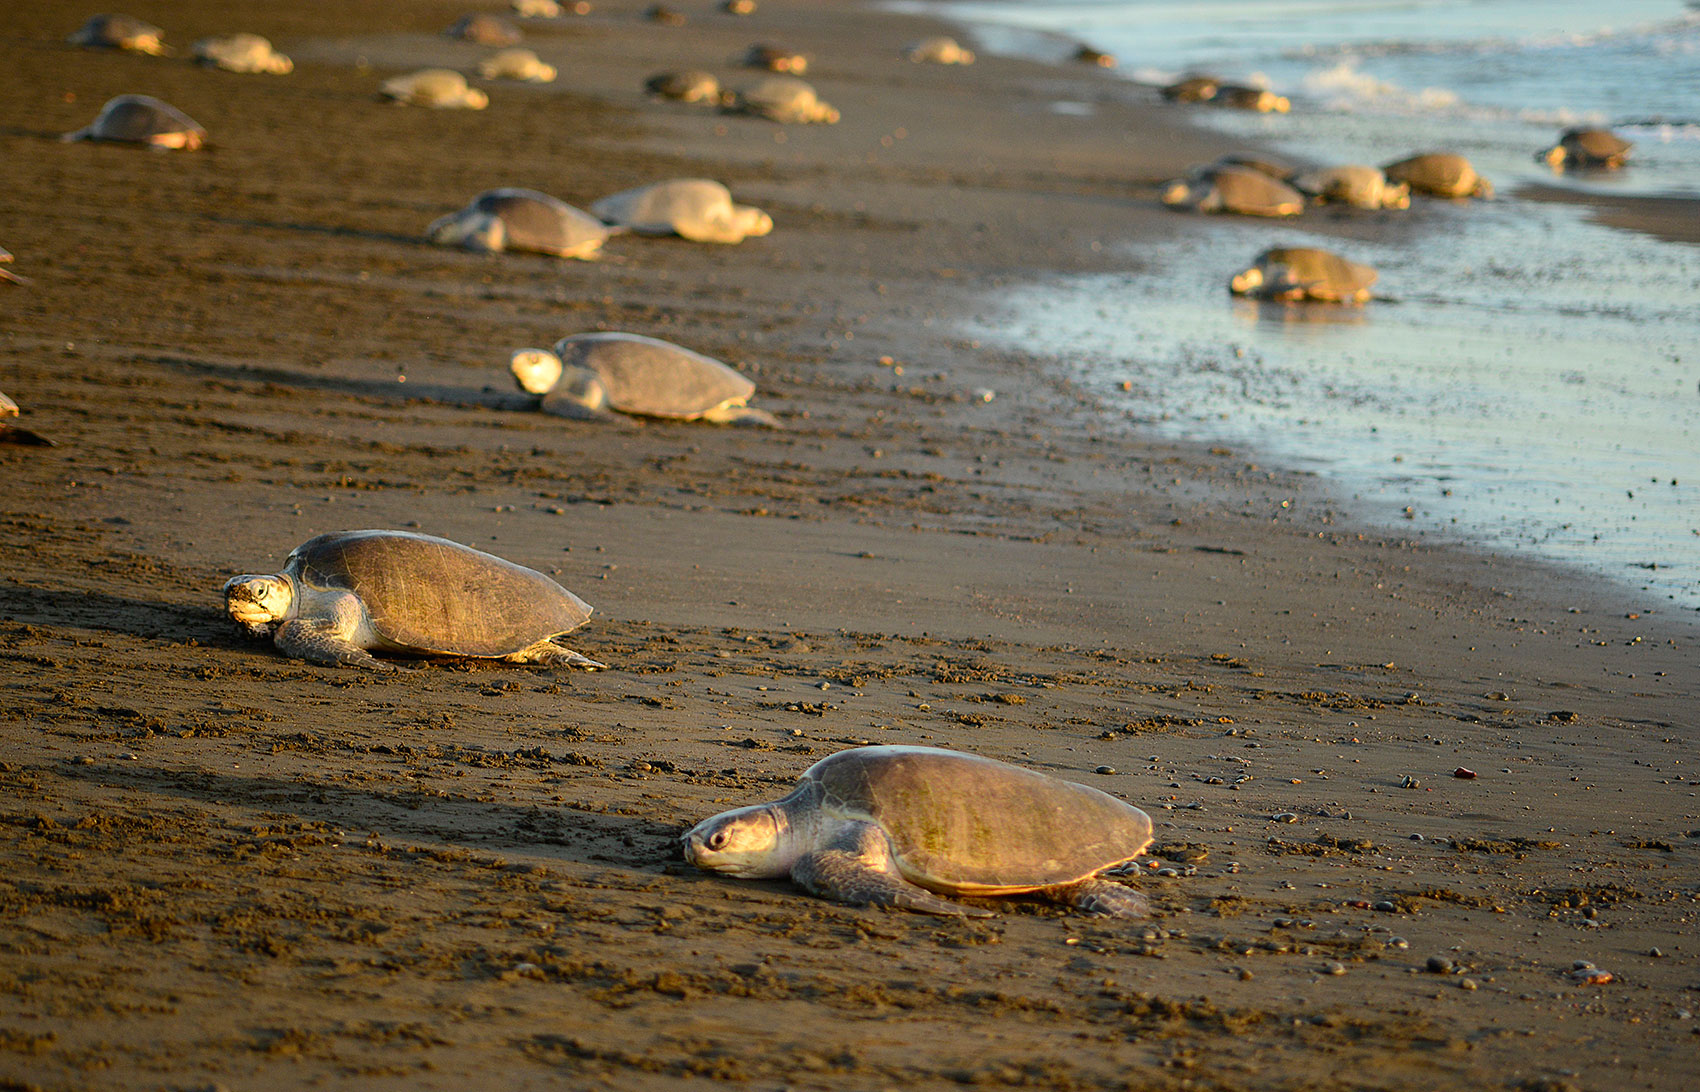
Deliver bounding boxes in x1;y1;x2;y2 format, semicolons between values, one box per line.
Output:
899;0;1700;609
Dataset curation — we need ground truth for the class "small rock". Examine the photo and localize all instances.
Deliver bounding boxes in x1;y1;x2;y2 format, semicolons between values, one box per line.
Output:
1400;775;1421;789
1453;766;1477;779
1387;936;1410;949
1568;967;1614;986
1095;765;1117;775
1372;900;1398;913
1649;947;1665;958
1271;812;1298;823
1426;956;1454;974
1323;961;1347;976
1458;977;1479;990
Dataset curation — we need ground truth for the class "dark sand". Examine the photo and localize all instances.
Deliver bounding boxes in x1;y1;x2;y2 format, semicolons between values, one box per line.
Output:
2;1;1697;1090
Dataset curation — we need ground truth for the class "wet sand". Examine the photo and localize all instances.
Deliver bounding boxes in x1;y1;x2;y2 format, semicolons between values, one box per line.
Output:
3;1;1697;1090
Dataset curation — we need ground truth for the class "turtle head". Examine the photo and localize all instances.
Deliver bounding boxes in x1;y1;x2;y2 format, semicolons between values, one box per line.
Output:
682;804;796;878
538;366;611;420
1160;179;1194;208
430;209;507;253
223;573;294;637
463;88;490;110
510;349;564;395
1471;175;1494;199
731;204;774;239
1540;144;1566;168
1228;266;1264;296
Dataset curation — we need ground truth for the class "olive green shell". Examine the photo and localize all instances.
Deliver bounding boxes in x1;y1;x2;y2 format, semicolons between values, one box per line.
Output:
68;95;205;144
551;332;754;419
803;746;1154;893
285;530;591;656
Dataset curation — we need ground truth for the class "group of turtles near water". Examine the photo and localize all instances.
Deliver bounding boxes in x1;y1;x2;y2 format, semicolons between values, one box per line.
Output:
220;528;1157;918
1157;70;1635;303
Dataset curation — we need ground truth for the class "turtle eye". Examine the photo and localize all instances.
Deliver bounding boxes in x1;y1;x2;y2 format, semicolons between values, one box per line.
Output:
707;830;728;851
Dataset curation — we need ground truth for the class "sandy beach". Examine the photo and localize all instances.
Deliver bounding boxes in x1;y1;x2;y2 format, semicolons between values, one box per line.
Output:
2;1;1697;1090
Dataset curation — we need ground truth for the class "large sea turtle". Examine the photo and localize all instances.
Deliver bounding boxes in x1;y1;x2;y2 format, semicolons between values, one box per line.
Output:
380;69;489;109
1381;153;1492;198
1230;247;1378;304
1540;128;1632;169
1163;166;1305;217
906;36;975;65
589;178;771;243
62;95;206;149
645;70;727;104
742;43;807;73
446;13;523;45
1;392;53;447
223;530;603;672
1290;164;1410;209
1161;75;1219;103
510;333;779;426
1214;84;1289;113
479;47;556;82
729;75;839;124
428;188;613;258
193;33;293;74
67;13;165;54
683;746;1155;917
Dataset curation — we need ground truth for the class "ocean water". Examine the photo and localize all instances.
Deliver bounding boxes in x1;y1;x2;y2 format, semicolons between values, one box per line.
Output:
897;0;1700;609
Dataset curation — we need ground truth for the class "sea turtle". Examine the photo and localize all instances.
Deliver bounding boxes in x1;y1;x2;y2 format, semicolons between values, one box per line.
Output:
513;0;566;15
645;4;687;25
67;13;165;54
742;43;807;74
478;47;556;82
1163;166;1305;217
510;332;779;426
0;392;53;447
906;36;975;65
590;178;771;243
1161;75;1219;103
1073;45;1115;67
1229;247;1378;304
1540;128;1632;169
379;69;489;109
683;746;1156;917
645;69;726;104
729;75;839;124
1290;164;1410;209
722;0;757;14
428;189;613;258
1382;152;1493;198
61;94;206;149
446;13;523;46
223;529;604;672
192;33;293;75
1214;84;1290;113
0;247;24;286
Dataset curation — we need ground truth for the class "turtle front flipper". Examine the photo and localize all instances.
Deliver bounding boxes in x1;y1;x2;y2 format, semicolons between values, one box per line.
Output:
274;619;399;672
792;821;991;917
1045;876;1149;918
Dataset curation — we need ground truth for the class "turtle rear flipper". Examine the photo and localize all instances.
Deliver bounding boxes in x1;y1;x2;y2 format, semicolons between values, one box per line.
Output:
503;639;607;669
792;823;990;917
1046;877;1149;918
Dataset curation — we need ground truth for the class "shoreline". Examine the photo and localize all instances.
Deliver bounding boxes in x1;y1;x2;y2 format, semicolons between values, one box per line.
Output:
2;1;1697;1090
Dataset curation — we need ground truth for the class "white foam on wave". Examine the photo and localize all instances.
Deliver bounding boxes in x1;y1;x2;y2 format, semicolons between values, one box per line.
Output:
1300;61;1457;112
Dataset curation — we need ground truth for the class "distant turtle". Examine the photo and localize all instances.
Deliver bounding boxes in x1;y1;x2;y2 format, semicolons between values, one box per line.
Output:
0;391;53;447
1230;247;1378;304
590;178;771;243
192;33;293;74
645;69;726;104
1214;84;1289;113
1290;164;1410;209
511;333;779;426
1212;152;1298;181
722;0;757;14
1382;153;1493;198
428;189;612;258
1163;166;1304;217
1161;75;1219;103
645;4;687;25
62;94;205;149
478;47;556;82
906;36;974;65
1073;45;1115;67
742;43;807;74
67;13;165;54
1540;128;1632;169
730;75;839;124
446;13;523;46
0;246;25;286
683;746;1155;917
512;0;564;15
380;69;489;109
224;530;604;672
